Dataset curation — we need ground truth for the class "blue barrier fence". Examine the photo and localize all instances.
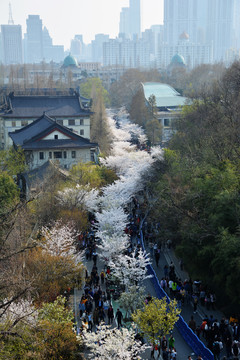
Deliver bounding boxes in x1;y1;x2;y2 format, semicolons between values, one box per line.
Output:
140;228;214;360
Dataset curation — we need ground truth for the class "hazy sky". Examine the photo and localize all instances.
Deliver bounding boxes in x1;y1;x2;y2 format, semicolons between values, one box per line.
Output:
0;0;164;49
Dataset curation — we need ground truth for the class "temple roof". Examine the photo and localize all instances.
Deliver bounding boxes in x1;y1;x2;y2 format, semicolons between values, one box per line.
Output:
9;113;98;150
1;93;91;118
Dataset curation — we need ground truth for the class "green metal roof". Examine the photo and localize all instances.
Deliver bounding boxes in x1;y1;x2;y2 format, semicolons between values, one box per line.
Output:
171;54;186;65
142;82;188;108
63;54;78;67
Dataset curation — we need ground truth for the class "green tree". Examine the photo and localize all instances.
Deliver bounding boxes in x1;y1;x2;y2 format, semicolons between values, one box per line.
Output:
148;94;157;117
37;296;78;360
145;118;162;145
0;147;26;176
132;297;180;345
80;77;110;106
0;172;19;214
90;92;112;155
70;162;117;188
25;248;84;304
129;89;149;127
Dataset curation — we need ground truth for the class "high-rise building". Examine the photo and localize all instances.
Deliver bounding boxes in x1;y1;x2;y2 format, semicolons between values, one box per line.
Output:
129;0;141;38
233;0;240;49
164;0;237;63
119;8;130;38
103;37;150;68
42;26;52;62
70;35;83;61
1;25;23;64
26;15;43;63
119;0;141;39
164;0;208;45
91;34;109;63
207;0;235;61
158;33;213;69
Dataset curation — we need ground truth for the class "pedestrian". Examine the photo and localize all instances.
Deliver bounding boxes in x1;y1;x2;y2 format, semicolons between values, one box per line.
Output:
100;270;105;284
107;304;114;324
170;347;177;360
103;299;109;312
93;307;99;327
188;315;197;333
233;323;240;341
192;294;198;313
168;334;175;350
212;339;221;360
232;340;240;359
116;308;123;329
92;251;98;266
224;331;232;359
155;250;160;267
88;313;93;332
152;342;160;359
161;335;168;352
162;347;169;360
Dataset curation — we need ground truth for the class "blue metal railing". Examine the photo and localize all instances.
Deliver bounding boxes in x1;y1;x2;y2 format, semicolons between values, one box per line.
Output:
140;227;214;360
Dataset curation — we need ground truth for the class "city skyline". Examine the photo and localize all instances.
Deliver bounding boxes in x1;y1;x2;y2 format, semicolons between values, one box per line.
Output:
0;0;164;49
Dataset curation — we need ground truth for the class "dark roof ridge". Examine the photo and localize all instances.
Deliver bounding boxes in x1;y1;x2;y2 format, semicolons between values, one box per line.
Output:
11;94;79;99
10;113;55;134
23;121;92;145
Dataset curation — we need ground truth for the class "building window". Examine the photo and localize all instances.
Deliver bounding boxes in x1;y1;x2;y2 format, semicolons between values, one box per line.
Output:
80;119;84;125
72;150;76;158
68;119;75;126
164;118;170;127
49;152;52;159
54;151;62;159
54;134;58;139
63;151;67;159
80;129;84;136
39;152;44;160
12;121;16;127
21;120;28;127
57;119;63;125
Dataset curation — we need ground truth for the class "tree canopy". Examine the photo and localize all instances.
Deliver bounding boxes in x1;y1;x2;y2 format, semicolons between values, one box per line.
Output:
144;61;240;313
132;297;180;344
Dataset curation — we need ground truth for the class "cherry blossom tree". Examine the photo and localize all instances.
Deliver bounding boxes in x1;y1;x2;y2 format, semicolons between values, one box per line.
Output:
0;299;38;327
94;207;129;235
100;176;143;209
82;323;150;360
101;148;154;178
41;219;83;261
109;248;152;288
97;232;130;262
119;285;146;319
56;184;99;212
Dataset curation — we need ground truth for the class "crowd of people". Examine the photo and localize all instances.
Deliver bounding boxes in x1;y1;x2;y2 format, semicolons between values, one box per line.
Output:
150;334;177;360
75;196;240;360
188;315;240;359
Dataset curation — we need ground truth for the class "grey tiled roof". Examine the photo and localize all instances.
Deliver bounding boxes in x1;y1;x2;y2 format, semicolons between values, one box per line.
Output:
9;114;98;150
2;94;91;118
9;114;55;146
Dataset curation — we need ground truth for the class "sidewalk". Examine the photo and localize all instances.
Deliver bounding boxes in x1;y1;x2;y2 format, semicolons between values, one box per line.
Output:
163;247;224;322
